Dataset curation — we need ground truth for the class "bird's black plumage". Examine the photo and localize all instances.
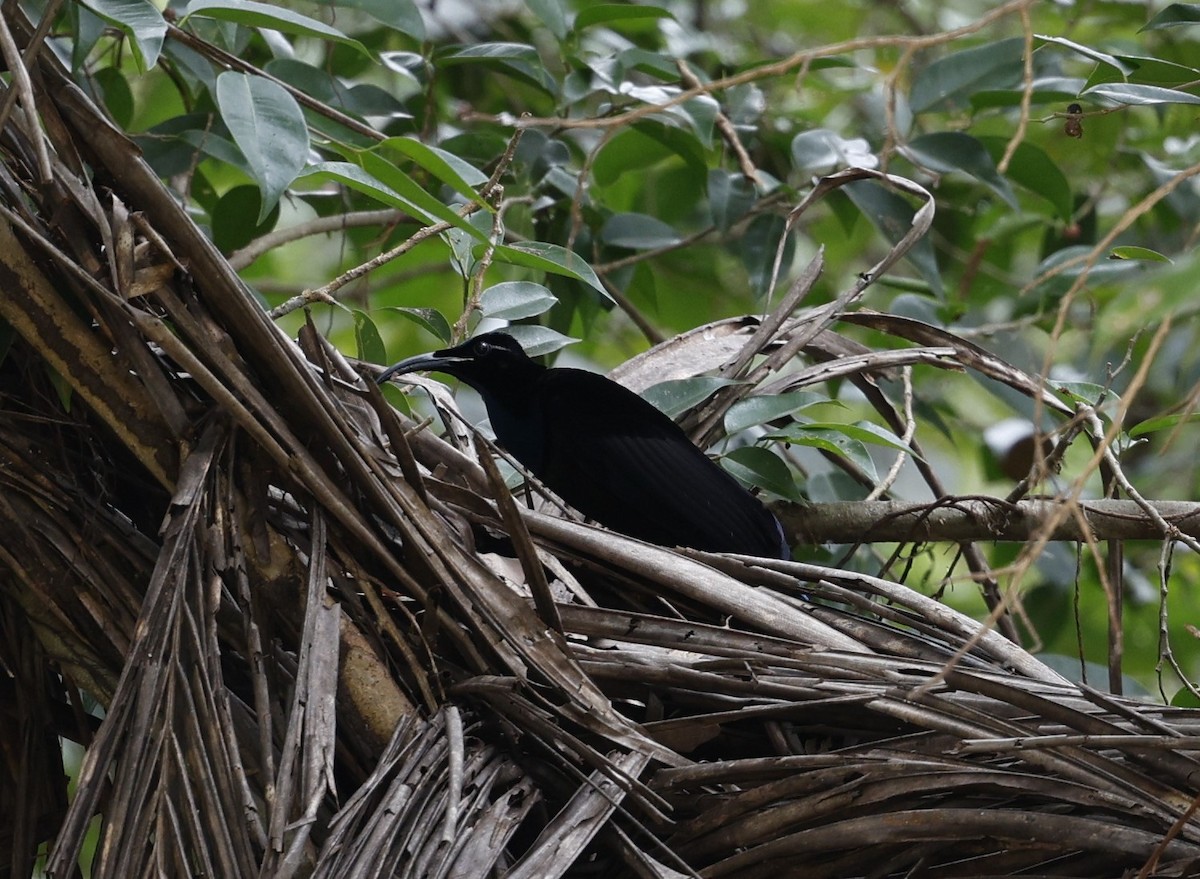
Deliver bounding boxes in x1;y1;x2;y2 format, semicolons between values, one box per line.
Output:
378;332;789;558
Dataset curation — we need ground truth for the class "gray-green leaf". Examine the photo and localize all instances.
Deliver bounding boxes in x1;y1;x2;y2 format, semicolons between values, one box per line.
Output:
641;377;740;419
479;282;558;320
500;325;578;357
600;213;682;250
720;446;802;501
79;0;166;70
215;72;310;221
184;0;370;55
724;391;828;435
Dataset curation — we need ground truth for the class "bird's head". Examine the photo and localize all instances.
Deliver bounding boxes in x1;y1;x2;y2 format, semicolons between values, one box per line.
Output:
377;331;541;394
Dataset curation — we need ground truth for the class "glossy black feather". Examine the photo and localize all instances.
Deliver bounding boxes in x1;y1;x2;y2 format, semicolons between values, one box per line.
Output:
379;332;788;558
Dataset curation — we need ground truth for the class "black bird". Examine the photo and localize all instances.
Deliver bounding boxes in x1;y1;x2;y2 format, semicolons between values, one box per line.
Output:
379;331;789;559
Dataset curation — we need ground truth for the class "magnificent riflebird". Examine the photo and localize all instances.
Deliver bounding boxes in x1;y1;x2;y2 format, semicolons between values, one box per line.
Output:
379;331;789;558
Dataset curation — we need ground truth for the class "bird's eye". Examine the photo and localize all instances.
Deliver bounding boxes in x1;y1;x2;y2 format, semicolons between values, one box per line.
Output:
474;340;496;355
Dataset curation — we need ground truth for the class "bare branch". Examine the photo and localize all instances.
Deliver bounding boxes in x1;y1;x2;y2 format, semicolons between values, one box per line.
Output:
782;498;1200;544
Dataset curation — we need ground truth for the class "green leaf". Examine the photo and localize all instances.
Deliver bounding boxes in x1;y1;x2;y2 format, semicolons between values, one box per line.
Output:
442;42;540;62
791;129;842;173
769;426;877;482
724;391;828;435
1141;153;1200;220
384;307;452;344
1128;412;1200;439
479;282;558;320
910;37;1025;113
970;77;1086;110
614;83;717;143
265;58;342;102
1171;683;1200;707
211;184;279;252
341;84;413;121
215;72;309;221
708;170;757;233
1110;246;1172;263
593;124;706;186
94;67;135;128
300;161;420;215
380;51;427;92
1036;35;1134;75
79;0;166;70
798;421;921;457
380;137;489;203
70;3;108;72
740;214;794;298
353;310;387;364
1141;3;1200;31
632;121;708;174
1082;82;1200;106
48;367;74;413
179;128;246;171
600;213;682;250
617;47;681;80
1053;381;1115;408
574;4;674;31
135;115;246;177
526;0;568;39
1115;54;1200;86
679;96;719;147
339;0;425;38
791;129;877;175
720;446;802;501
379;382;413;415
184;0;370;55
977;136;1073;223
641;377;741;419
906;132;1016;207
1036;245;1143;287
442;213;494;278
726;82;767;127
500;325;578;356
492;241;608;297
438;43;557;95
351;149;487;235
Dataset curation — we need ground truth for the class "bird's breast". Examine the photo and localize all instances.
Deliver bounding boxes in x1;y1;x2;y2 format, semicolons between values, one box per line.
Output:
483;399;547;476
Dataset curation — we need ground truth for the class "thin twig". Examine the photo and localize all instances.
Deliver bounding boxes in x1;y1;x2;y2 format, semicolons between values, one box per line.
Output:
0;0;62;139
996;4;1036;173
229;210;409;271
452;187;504;342
676;59;761;186
0;12;51;182
864;366;915;501
270;219;458;319
599;276;665;346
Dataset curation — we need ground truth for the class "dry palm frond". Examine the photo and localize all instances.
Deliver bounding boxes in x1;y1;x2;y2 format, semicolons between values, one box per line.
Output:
0;8;1199;879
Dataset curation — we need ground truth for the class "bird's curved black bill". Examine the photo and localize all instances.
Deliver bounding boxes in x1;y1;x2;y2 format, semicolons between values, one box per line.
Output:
377;351;466;384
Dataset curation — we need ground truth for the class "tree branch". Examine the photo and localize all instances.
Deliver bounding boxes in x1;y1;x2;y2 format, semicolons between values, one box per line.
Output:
781;498;1200;544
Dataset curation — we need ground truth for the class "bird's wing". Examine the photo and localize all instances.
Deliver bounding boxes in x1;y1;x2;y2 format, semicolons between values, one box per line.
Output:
534;369;784;556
